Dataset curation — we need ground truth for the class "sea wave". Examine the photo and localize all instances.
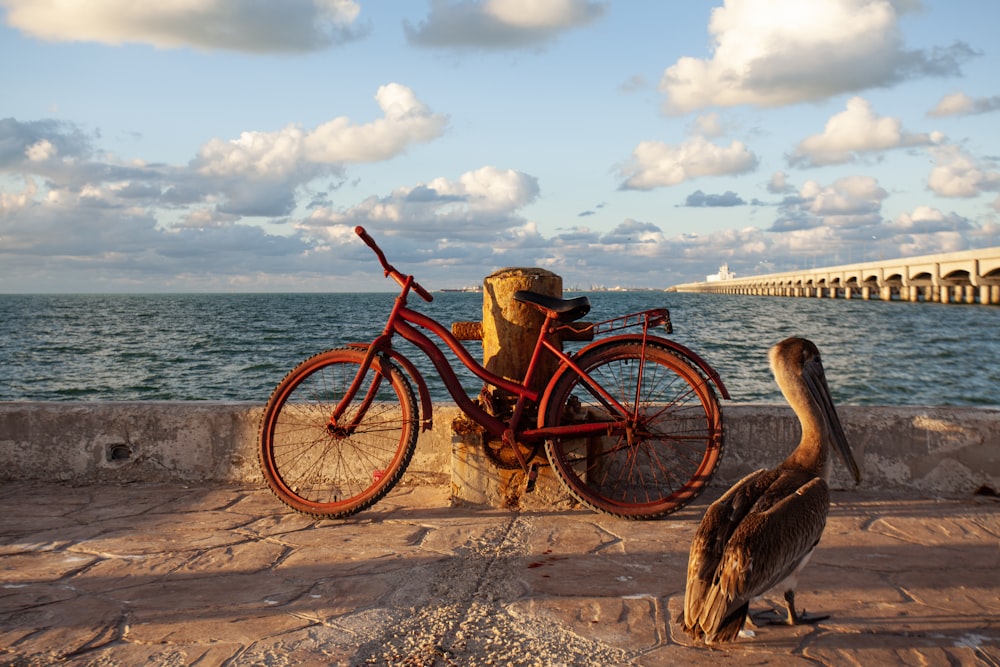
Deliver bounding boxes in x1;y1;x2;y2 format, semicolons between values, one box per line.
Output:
1;292;997;406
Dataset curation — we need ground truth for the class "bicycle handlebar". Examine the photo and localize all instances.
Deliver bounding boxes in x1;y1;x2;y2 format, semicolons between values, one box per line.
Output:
354;226;434;302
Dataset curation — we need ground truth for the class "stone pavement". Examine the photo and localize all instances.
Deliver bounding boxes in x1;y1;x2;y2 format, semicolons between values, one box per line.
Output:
0;481;998;667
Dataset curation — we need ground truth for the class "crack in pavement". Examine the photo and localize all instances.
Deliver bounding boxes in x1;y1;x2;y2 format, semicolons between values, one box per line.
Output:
350;514;633;666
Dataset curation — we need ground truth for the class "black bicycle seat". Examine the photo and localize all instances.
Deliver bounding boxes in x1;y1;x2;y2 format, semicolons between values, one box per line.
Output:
513;291;591;322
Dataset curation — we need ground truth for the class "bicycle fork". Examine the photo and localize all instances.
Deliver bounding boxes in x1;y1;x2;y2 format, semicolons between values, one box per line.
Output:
327;335;393;437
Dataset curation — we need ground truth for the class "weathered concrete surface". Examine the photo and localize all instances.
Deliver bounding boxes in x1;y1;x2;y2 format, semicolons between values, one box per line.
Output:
721;405;1000;494
0;401;450;488
0;482;997;666
1;402;997;498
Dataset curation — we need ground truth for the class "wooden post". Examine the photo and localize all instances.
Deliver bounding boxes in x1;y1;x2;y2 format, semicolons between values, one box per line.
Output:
449;267;577;511
482;267;562;398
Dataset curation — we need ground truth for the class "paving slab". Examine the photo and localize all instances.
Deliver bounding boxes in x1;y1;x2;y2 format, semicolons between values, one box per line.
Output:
0;481;998;666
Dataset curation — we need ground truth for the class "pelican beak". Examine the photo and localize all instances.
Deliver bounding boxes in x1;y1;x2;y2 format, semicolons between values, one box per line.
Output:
803;358;862;485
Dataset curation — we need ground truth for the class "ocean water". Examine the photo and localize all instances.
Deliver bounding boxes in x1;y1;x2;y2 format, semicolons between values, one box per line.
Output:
1;291;998;406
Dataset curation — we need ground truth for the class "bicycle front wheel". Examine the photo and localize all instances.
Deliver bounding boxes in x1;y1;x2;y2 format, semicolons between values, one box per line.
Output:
542;340;723;520
259;347;418;519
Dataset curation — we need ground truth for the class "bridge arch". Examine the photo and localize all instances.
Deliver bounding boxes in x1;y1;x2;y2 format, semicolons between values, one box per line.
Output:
672;247;1000;304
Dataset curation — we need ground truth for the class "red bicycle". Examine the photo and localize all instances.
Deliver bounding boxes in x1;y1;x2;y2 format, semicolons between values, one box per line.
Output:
259;227;729;520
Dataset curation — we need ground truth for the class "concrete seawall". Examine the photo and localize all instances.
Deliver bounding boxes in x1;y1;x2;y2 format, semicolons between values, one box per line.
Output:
1;402;997;497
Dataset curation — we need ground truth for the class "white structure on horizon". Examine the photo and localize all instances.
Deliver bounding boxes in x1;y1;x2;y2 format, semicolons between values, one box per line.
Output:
706;263;736;282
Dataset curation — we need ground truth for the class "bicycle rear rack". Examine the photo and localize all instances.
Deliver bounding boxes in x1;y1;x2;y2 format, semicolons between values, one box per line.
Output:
557;308;672;338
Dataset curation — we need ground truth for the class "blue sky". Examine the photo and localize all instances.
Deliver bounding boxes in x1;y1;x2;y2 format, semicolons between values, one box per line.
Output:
1;0;999;292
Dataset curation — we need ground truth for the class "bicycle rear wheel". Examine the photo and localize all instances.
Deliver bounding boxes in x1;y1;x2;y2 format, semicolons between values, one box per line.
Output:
259;347;418;519
542;340;723;520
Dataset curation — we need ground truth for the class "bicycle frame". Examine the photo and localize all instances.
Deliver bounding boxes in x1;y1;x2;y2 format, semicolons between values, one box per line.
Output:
258;226;732;520
332;226;730;475
331;275;631;451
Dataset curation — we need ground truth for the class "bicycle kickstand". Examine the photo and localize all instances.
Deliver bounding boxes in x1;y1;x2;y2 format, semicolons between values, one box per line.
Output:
525;463;540;493
499;429;541;494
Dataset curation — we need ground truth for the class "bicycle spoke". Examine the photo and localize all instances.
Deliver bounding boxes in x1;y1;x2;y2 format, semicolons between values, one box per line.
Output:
544;341;723;519
259;348;418;518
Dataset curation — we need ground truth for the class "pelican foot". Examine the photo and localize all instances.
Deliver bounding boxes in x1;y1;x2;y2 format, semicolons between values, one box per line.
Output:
792;609;829;625
748;608;789;626
749;607;829;627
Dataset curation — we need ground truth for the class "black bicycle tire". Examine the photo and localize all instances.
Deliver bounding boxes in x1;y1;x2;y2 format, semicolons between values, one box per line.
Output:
258;347;418;519
542;340;723;519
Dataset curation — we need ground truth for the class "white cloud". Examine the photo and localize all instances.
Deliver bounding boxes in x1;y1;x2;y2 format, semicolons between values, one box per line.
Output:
690;113;725;139
929;92;975;117
659;0;973;114
773;175;888;231
0;86;448;225
928;91;1000;117
893;231;968;257
927;145;1000;198
0;118;94;171
805;175;888;218
306;84;449;163
196;127;308;180
887;205;972;234
0;0;365;52
767;171;795;194
25;139;57;162
789;97;940;167
483;0;599;28
0;177;38;216
172;208;240;230
404;0;605;49
301;166;540;239
195;84;447;178
617;136;758;190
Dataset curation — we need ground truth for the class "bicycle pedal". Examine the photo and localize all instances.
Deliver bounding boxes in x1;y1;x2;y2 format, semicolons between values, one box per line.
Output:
525;463;540;493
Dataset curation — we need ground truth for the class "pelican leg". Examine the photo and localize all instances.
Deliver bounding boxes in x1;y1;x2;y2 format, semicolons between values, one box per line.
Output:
783;590;829;625
749;591;830;627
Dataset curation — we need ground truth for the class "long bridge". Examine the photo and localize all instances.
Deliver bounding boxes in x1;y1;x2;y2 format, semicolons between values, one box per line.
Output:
671;246;1000;305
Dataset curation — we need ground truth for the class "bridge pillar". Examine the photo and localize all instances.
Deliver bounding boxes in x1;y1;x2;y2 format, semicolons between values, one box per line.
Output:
881;285;892;301
844;287;852;300
964;286;976;304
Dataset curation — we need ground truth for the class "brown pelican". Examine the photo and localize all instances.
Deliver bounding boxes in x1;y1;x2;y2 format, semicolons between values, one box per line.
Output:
680;337;861;644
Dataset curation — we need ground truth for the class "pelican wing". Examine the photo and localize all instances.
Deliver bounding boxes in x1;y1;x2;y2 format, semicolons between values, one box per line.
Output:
682;468;777;637
683;468;830;642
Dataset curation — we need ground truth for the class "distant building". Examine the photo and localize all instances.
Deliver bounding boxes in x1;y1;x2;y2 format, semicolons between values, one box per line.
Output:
706;263;735;282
